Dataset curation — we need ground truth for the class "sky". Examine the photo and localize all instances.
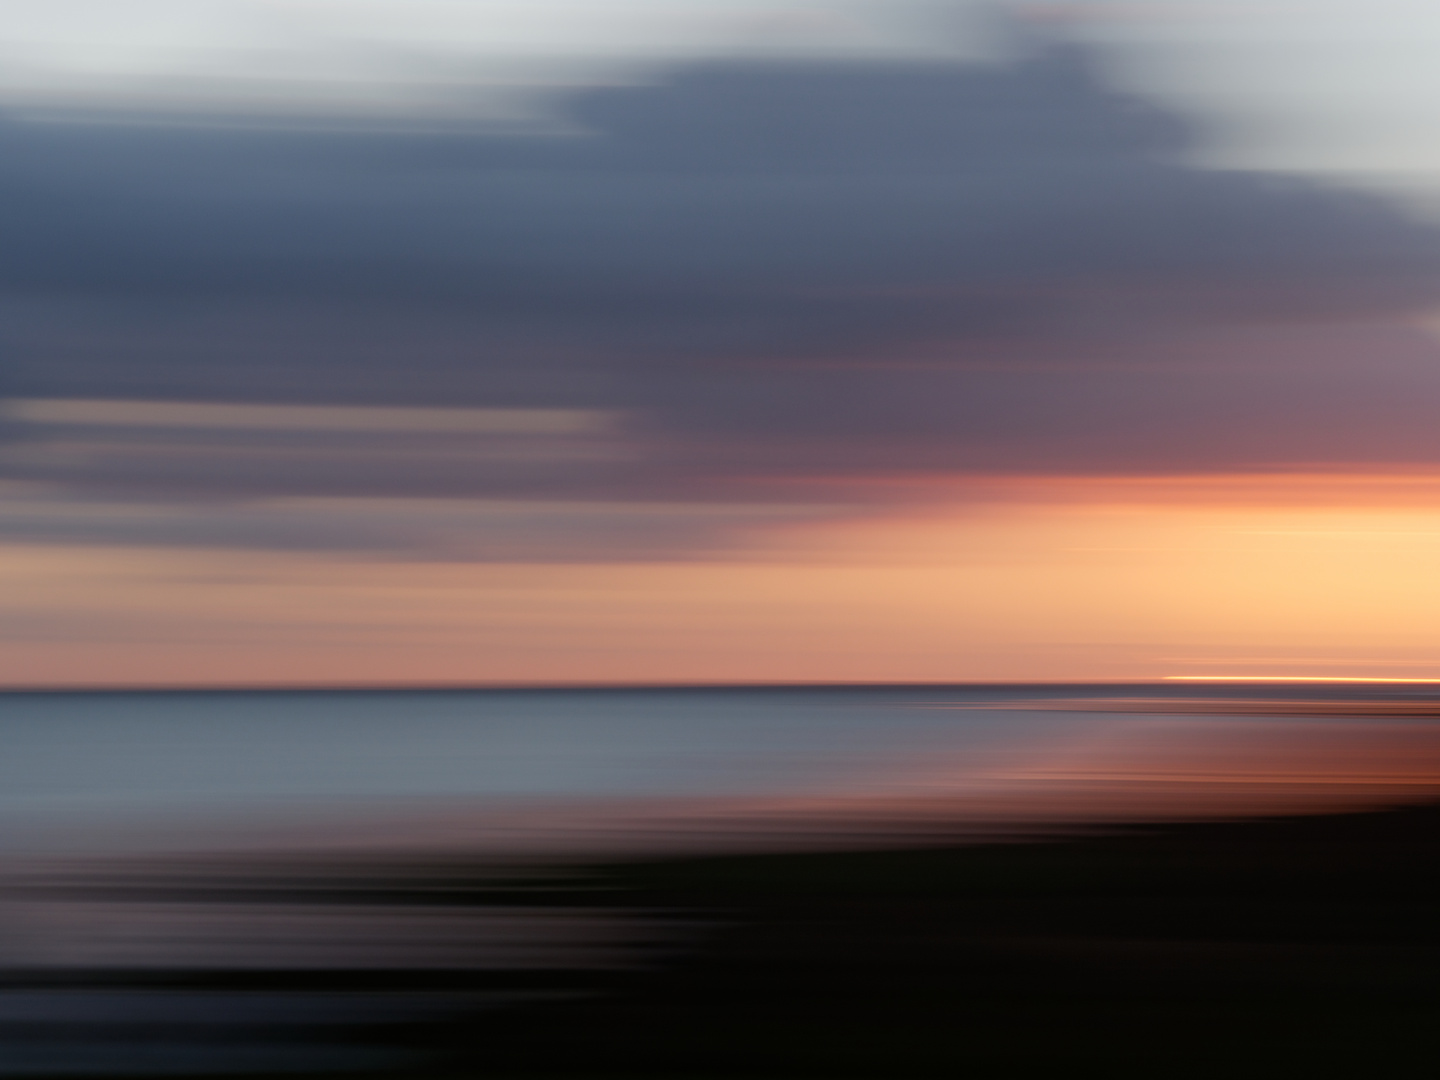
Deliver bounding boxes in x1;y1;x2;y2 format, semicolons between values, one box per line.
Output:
4;0;1440;685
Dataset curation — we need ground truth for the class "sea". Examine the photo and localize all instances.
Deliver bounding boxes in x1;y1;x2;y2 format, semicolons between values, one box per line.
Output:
0;682;1437;1073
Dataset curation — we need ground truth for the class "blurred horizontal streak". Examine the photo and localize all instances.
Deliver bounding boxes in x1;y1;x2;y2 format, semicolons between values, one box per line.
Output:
906;697;1440;714
0;494;824;560
7;399;618;436
3;434;627;470
1168;674;1440;683
916;469;1440;507
0;902;648;971
0;398;637;503
4;437;628;467
0;990;522;1025
0;1041;411;1076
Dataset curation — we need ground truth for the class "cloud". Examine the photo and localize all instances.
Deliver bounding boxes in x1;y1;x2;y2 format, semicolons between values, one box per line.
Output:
3;42;1440;553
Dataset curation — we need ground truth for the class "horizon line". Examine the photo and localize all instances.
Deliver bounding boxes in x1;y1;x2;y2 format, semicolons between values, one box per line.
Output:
2;676;1439;694
1164;675;1440;684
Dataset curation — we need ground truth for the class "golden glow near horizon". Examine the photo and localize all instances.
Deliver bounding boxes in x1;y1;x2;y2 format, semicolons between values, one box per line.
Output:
4;470;1440;686
1165;676;1440;684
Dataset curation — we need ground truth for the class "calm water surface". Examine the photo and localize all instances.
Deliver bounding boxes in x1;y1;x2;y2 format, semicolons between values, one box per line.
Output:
1;683;1438;855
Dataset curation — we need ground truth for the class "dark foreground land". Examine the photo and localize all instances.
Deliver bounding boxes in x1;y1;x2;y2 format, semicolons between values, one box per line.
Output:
13;803;1440;1078
418;803;1440;1080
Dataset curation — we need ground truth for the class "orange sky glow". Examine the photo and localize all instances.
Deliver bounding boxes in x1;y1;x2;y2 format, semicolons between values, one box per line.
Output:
5;468;1440;687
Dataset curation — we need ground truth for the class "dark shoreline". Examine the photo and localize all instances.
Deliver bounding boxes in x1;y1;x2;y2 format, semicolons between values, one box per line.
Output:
2;801;1438;1076
423;800;1440;1079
